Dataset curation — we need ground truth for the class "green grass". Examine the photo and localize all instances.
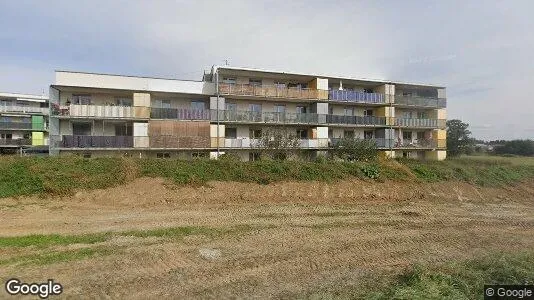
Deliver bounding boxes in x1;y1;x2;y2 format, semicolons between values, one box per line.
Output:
0;155;533;198
0;225;260;249
295;251;534;300
367;251;534;300
0;247;115;266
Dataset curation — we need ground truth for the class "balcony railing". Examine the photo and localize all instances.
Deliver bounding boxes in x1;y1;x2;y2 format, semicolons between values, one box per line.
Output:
0;106;48;115
394;96;446;108
329;138;446;149
328;90;385;104
149;136;210;148
218;83;327;100
150;108;210;120
60;135;133;148
327;115;386;126
214;110;319;124
223;138;322;148
0;139;32;146
52;104;134;118
394;118;446;128
0;122;45;130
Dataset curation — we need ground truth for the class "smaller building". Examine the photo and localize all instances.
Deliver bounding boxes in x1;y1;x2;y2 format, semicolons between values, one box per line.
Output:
0;92;49;155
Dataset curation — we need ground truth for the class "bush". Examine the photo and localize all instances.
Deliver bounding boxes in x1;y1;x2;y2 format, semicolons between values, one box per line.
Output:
333;138;378;161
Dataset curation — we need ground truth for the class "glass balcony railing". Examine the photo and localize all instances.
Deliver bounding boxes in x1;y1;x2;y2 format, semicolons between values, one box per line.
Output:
394;96;446;108
0;106;48;115
328;90;385;104
151;108;210;120
326;115;386;126
394;118;446;128
59;135;134;148
329;138;446;149
0;139;32;146
218;83;328;100
0;122;45;130
223;138;322;148
213;110;319;124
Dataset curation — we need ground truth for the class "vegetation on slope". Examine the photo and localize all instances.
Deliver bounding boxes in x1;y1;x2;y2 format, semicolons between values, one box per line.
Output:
0;155;533;198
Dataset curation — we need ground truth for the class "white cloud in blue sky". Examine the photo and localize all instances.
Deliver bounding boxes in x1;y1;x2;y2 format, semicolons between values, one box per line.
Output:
0;0;532;140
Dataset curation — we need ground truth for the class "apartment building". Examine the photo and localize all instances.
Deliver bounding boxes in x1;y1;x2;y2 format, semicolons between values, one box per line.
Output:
0;92;49;154
49;67;446;160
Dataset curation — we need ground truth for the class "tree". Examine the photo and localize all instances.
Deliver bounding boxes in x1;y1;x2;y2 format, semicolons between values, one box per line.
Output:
254;127;301;160
332;137;378;161
446;119;475;156
494;140;534;156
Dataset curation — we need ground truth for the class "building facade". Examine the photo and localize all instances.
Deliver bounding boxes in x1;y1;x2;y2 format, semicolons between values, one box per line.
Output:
49;67;446;160
0;92;49;154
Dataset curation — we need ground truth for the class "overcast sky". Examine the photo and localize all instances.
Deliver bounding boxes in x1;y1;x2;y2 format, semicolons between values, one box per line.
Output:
0;0;532;140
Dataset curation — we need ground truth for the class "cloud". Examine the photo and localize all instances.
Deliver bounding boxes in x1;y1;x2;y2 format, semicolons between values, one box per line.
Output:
0;0;533;140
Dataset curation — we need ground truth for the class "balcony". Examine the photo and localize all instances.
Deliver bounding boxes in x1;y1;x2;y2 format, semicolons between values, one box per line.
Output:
151;108;210;120
394;118;446;128
223;138;321;148
52;104;135;119
149;136;210;148
328;90;385;104
0;106;48;115
0;122;45;130
218;83;327;100
60;135;133;148
394;139;446;149
214;110;319;124
0;139;32;146
394;96;446;108
327;115;386;126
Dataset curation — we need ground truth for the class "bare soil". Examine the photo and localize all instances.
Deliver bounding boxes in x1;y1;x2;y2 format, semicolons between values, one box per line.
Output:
1;178;533;299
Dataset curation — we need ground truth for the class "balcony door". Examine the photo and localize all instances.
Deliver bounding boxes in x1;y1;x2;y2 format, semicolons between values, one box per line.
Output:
155;99;171;108
249;103;262;122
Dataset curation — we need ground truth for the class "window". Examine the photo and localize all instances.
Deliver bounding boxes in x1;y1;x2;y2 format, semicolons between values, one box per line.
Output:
249;103;262;113
0;99;13;106
157;152;171;159
115;124;132;136
226;127;237;138
296;129;308;139
417;111;427;119
363;109;374;116
344;130;354;139
403;131;412;140
192;152;208;159
328;106;334;115
1;133;12;139
296;106;307;114
344;107;354;116
364;130;374;139
249;129;262;138
16;101;29;107
226;103;237;111
23;133;30;139
115;97;132;106
249;79;262;86
249;152;261;161
155;99;171;108
274;104;285;113
191;101;205;111
71;94;92;105
363;88;374;93
222;77;236;84
417;132;425;140
72;123;91;135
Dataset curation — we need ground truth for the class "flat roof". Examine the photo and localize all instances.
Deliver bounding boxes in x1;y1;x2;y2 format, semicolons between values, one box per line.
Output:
55;70;205;83
214;66;445;89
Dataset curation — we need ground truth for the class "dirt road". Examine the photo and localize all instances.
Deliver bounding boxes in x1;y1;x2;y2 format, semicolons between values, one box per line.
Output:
1;178;533;298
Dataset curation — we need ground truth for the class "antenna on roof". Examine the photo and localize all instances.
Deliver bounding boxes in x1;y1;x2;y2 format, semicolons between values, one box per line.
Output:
224;59;229;66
